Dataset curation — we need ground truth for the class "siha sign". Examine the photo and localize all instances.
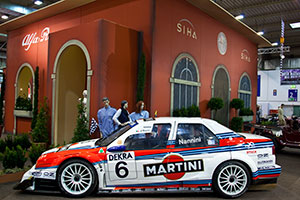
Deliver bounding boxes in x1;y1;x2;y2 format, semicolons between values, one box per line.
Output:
241;49;251;62
176;19;197;40
22;27;50;51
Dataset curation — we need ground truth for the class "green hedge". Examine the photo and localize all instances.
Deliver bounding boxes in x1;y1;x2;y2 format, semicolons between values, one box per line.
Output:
29;143;46;164
173;105;201;117
1;146;27;169
239;108;254;116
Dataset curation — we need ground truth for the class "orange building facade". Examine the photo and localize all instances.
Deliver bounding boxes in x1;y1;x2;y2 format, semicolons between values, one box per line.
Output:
4;0;261;145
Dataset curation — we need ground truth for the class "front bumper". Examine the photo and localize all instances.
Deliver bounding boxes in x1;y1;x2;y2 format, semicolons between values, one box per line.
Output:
14;165;57;191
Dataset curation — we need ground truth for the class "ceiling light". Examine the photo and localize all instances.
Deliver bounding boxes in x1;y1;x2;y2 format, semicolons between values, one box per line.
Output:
257;31;264;36
1;15;8;20
235;14;244;20
271;42;278;46
290;22;300;29
34;0;43;5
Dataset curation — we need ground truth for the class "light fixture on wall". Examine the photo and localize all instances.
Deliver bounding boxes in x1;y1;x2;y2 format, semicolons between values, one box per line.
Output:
235;14;244;20
34;0;43;5
1;15;8;20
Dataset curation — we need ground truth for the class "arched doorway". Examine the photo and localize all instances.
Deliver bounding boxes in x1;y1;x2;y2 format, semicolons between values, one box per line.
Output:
211;65;230;126
53;41;90;145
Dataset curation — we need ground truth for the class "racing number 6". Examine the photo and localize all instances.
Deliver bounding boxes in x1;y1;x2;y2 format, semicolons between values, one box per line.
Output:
115;161;129;178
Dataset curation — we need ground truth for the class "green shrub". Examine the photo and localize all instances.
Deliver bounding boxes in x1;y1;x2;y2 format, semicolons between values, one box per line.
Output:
32;98;49;143
173;105;201;117
31;66;39;130
0;152;3;161
230;117;243;132
4;135;14;149
15;145;27;168
239;108;254;116
13;134;31;150
261;121;273;126
207;97;224;119
187;105;201;117
29;143;46;164
15;96;32;111
0;139;5;153
136;53;146;102
2;147;18;169
230;98;244;110
72;98;90;143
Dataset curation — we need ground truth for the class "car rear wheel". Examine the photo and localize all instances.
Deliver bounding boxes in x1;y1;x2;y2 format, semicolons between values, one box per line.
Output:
57;159;98;198
213;161;250;198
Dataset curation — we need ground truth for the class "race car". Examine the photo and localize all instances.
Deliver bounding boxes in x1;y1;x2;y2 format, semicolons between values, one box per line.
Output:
14;117;281;198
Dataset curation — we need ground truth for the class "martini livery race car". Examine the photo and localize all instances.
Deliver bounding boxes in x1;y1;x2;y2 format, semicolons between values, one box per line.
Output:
15;117;281;198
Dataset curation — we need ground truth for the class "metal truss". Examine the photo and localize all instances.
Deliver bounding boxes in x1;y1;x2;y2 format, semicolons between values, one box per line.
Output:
258;46;290;55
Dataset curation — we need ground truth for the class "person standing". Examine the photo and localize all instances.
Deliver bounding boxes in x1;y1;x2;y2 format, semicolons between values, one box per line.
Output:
113;100;131;128
278;104;286;126
97;97;117;138
129;101;149;121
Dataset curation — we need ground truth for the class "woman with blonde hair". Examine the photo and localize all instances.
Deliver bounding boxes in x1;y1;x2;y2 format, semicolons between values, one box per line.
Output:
129;101;149;121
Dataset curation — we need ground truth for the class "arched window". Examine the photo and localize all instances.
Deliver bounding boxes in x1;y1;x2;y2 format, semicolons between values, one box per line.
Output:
15;63;34;111
238;73;252;108
170;53;200;114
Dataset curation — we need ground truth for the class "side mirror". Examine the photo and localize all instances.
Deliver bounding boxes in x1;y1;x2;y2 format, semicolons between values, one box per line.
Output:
107;145;126;152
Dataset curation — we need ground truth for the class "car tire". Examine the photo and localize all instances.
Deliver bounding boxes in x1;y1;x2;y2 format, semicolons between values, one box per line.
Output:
212;161;250;199
57;159;98;198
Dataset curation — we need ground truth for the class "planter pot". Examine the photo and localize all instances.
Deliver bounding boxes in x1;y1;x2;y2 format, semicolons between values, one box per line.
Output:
241;115;253;122
14;110;33;118
0;171;25;184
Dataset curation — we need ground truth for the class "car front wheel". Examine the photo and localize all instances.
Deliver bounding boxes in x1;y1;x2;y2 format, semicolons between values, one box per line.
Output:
213;161;250;198
57;159;98;198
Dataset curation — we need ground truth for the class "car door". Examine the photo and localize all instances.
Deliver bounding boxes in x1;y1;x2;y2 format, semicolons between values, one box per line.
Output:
166;122;230;188
105;123;172;188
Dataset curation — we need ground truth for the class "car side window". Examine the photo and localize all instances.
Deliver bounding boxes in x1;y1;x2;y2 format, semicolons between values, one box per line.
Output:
175;123;218;148
124;123;171;150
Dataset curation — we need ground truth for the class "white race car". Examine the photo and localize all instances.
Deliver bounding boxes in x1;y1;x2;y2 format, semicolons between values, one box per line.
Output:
15;117;281;198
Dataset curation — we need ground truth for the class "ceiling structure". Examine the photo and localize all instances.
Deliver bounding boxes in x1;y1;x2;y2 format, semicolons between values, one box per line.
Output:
214;0;300;58
0;0;61;66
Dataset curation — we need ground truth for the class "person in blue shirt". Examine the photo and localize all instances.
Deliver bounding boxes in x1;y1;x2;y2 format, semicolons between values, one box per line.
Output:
129;101;149;121
97;97;117;138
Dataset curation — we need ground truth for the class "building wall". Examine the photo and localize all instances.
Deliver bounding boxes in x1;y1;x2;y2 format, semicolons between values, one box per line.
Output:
5;0;152;135
258;69;300;117
151;0;258;119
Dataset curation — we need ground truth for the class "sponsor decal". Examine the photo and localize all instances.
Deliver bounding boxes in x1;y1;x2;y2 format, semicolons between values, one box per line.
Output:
257;153;269;159
179;137;202;145
257;160;273;165
99;148;104;153
258;166;276;170
245;142;255;149
247;150;257;154
107;152;133;161
176;19;198;39
32;171;42;177
22;27;50;51
143;155;203;180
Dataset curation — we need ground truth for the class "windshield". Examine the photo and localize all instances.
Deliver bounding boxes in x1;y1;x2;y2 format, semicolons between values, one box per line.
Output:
95;124;133;147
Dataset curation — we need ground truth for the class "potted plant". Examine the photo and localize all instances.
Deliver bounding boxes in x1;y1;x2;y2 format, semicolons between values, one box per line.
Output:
230;98;244;117
173;105;201;117
239;107;254;122
207;97;224;120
